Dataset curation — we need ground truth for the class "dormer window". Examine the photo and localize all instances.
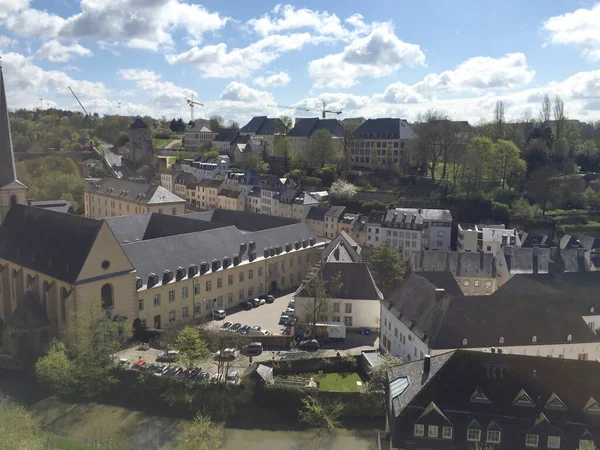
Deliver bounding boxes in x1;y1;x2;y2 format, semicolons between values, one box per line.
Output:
487;430;501;444
499;336;504;344
467;429;481;442
442;426;453;439
513;389;535;407
428;425;439;438
526;434;539;448
584;397;600;414
567;334;572;342
462;338;468;346
545;393;567;411
471;388;491;404
413;424;424;437
532;335;537;343
591;307;595;314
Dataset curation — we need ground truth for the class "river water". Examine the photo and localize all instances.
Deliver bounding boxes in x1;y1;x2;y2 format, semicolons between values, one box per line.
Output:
221;428;380;450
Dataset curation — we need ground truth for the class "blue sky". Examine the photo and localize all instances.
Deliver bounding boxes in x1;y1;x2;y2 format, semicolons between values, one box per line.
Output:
0;0;599;124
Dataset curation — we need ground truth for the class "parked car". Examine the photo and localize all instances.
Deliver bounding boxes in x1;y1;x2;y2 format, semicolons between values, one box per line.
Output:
219;321;233;331
156;350;179;362
215;348;237;360
229;323;241;332
279;314;290;325
298;339;320;351
194;372;209;383
250;326;261;331
242;342;263;356
285;307;295;314
213;309;226;320
288;300;295;308
265;294;275;304
226;370;239;385
252;298;261;307
238;325;250;335
243;301;253;311
134;359;146;370
259;298;266;306
248;329;270;336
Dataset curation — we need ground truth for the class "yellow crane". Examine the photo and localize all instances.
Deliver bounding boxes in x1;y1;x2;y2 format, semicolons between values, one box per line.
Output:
269;100;342;118
185;93;204;122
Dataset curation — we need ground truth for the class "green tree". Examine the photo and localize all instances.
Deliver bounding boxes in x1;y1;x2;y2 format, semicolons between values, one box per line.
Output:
177;413;224;450
462;136;495;195
278;115;293;134
237;151;269;174
0;397;47;450
579;140;598;157
301;270;342;333
274;136;295;173
492;140;526;190
298;395;345;429
527;165;558;217
175;326;209;368
363;355;403;405
367;242;406;295
209;115;224;131
585;187;600;210
35;340;75;395
510;197;542;224
309;129;337;168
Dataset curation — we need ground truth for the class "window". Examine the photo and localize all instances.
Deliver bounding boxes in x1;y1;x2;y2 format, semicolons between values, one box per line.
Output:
547;436;561;449
228;293;233;305
206;280;211;292
467;429;481;442
182;286;188;299
394;328;398;338
194;303;200;315
343;316;353;327
333;303;340;313
462;338;468;346
248;287;253;297
414;424;424;437
345;303;352;313
138;299;144;311
182;306;189;318
290;273;294;284
194;283;199;295
499;336;505;344
442;427;452;439
532;335;537;343
239;289;244;301
290;257;294;267
580;440;594;449
217;278;222;288
463;280;470;287
239;272;244;282
487;430;501;444
526;434;539;447
578;353;589;360
485;281;492;288
172;207;177;215
258;266;264;277
428;425;439;438
154;294;160;306
101;284;114;308
228;275;233;285
589;323;595;331
474;280;481;287
248;269;253;280
168;310;176;323
168;290;175;303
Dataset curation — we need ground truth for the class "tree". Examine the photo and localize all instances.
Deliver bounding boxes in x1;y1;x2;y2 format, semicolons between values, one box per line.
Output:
198;327;243;383
278;115;293;134
237;151;268;174
367;242;406;295
341;122;358;170
0;397;47;449
462;136;495;195
510;197;542;224
308;129;337;168
539;93;551;125
177;413;223;450
580;442;599;450
209;115;224;131
492;140;526;189
527;165;558;218
301;270;342;332
229;120;239;130
493;100;505;141
363;355;403;403
329;179;357;201
273;135;295;173
298;395;345;429
415;110;446;182
553;95;566;141
35;340;75;395
175;326;209;368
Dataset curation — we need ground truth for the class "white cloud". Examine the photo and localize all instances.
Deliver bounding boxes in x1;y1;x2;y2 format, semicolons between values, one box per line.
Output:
417;53;535;94
0;35;16;49
35;40;92;62
3;0;227;51
544;3;600;61
166;33;312;78
253;71;291;87
0;0;28;18
308;23;426;88
203;81;278;123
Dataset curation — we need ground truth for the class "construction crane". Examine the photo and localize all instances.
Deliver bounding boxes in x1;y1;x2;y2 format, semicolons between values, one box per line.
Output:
186;93;204;122
68;86;91;125
269;100;342;118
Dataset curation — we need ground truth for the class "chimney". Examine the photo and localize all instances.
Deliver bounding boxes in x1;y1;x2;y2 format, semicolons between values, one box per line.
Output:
233;254;240;266
434;288;445;302
264;248;270;259
162;270;173;285
423;355;431;374
175;266;186;281
200;261;209;275
239;243;247;255
188;264;198;278
147;273;157;288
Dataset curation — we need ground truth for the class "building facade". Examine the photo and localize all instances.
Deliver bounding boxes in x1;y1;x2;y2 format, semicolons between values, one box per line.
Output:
458;223;521;253
181;156;229;181
217;189;245;211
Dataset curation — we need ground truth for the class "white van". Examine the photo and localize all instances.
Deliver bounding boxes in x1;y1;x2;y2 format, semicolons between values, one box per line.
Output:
247;329;270;336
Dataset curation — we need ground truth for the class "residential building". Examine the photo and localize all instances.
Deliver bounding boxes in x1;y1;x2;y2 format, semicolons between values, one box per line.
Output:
458;223;521;253
386;350;600;450
260;175;283;216
84;178;185;218
291;192;319;223
217;189;244;211
286;118;344;161
213;128;239;155
239;116;285;156
350;118;417;170
183;119;216;151
380;271;599;362
295;262;382;330
246;187;262;213
380;209;424;259
173;172;197;200
128;117;152;163
192;179;223;210
181;156;229;181
305;206;327;237
338;213;359;235
160;170;177;193
350;215;369;248
320;231;362;263
382;208;452;251
324;205;346;239
411;250;499;295
366;210;386;248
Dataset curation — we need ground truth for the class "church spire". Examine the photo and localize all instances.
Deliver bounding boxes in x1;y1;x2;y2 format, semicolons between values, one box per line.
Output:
0;63;19;189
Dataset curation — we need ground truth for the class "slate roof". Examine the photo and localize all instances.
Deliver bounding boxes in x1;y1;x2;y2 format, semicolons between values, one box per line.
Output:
0;204;102;283
130;118;148;129
9;290;50;330
195;179;223;189
355;118;416;140
325;205;346;219
29;200;74;214
367;210;386;224
321;231;361;263
298;262;382;300
499;247;588;275
240;116;284;135
105;214;152;243
520;232;555;248
174;172;197;185
142;214;224;240
218;188;242;199
387;351;600;450
184;209;300;232
0;68;22;189
388;207;452;222
411;250;498;278
385;271;597;349
287;118;343;138
124;222;317;284
306;206;326;221
214;128;239;143
242;363;274;384
579;235;600;251
86;178;185;204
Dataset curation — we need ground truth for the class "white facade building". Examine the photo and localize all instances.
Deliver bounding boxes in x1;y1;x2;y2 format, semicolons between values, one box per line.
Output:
458;223;521;253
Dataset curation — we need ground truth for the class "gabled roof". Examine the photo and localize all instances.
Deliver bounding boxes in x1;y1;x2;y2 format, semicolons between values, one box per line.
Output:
105;214;153;243
174;172;197;185
325;205;346;219
498;247;589;275
240;116;284;135
196;179;223;189
355;118;416;140
214;128;239;143
218;188;242;199
184;208;300;232
287;118;343;138
306;206;326;221
321;231;361;263
0;68;21;189
297;262;382;300
130;117;148;129
86;178;184;205
411;250;498;278
0;204;103;283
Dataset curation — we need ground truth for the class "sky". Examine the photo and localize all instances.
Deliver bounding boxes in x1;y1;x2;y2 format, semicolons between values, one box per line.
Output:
0;0;599;125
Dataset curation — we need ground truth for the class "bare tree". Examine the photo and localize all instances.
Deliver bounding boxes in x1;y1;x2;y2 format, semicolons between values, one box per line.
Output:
300;270;343;333
493;100;505;140
415;110;447;182
553;95;566;141
539;93;551;125
198;327;244;384
341;122;358;170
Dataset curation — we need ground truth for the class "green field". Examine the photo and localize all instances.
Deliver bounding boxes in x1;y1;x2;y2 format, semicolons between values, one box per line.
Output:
152;138;173;149
315;372;363;392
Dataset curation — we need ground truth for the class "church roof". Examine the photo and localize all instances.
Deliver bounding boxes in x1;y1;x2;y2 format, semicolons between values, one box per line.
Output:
0;67;23;190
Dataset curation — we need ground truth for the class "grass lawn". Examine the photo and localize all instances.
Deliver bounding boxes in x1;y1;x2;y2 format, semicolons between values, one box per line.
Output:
152;138;173;149
314;372;363;393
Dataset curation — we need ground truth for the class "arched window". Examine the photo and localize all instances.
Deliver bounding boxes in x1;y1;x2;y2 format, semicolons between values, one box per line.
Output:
61;288;68;322
567;334;572;342
158;208;163;214
101;284;114;308
532;335;537;343
10;194;17;206
42;281;49;310
172;207;177;216
462;338;468;346
499;337;505;344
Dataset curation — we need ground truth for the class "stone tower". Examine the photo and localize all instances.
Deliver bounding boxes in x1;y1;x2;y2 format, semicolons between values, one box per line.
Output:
0;66;26;225
128;117;152;164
